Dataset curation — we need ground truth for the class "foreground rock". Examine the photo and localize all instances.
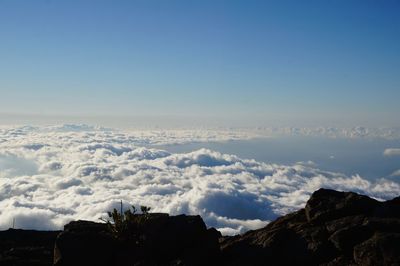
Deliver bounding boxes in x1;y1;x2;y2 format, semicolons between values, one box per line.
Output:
221;188;400;266
0;229;60;266
1;189;399;265
54;214;221;266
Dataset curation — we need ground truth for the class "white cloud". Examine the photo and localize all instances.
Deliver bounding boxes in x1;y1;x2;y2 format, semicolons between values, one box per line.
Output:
0;125;399;235
384;148;400;157
391;169;400;177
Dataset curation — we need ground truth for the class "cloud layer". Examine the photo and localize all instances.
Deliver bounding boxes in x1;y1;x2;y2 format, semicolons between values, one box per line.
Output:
254;126;400;139
384;148;400;157
0;125;399;235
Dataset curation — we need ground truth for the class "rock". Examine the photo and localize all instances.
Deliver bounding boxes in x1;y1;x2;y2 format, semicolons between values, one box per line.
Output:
220;209;315;266
0;228;60;266
304;189;379;223
1;189;399;265
54;214;221;266
54;221;117;266
221;188;400;266
353;232;400;266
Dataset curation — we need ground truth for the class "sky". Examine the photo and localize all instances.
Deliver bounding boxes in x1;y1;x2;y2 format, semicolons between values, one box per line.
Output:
0;0;399;126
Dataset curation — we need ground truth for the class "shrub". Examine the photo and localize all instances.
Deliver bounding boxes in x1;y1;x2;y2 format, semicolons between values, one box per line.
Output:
100;201;151;242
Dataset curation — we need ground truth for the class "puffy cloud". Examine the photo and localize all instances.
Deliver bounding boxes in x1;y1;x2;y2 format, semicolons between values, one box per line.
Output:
383;148;400;157
1;208;58;230
0;125;399;235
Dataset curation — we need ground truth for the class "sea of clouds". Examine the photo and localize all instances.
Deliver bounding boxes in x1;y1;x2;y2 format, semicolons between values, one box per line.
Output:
0;124;399;235
253;126;400;139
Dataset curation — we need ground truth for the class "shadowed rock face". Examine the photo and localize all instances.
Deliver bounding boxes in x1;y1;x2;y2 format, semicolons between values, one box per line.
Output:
0;229;60;266
54;214;221;266
220;188;400;266
0;189;399;266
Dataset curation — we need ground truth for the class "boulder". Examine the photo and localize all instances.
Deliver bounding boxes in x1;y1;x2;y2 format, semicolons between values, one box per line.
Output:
220;188;400;266
54;221;116;266
54;214;221;266
304;189;379;223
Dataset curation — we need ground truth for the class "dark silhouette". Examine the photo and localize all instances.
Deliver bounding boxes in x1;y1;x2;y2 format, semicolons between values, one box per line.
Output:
0;189;399;265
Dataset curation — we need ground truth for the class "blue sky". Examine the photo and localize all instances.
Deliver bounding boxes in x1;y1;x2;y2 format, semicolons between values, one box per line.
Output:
0;0;399;126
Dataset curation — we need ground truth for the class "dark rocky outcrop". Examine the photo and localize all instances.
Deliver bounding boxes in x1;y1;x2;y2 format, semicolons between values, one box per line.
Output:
220;188;400;266
54;214;221;266
0;189;399;266
0;229;60;265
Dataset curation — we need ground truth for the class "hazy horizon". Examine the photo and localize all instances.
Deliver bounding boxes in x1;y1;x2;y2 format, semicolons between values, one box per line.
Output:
0;113;399;129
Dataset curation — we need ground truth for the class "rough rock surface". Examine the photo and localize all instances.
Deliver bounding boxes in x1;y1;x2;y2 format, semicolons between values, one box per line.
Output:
220;188;400;266
54;214;221;266
1;189;399;266
0;229;60;266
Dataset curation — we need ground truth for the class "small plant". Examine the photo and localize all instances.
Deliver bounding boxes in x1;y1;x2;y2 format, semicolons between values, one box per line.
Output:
141;205;151;215
100;201;151;241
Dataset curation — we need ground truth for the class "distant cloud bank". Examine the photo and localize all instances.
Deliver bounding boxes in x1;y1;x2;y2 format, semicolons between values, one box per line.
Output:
391;170;400;177
0;125;399;235
383;148;400;157
254;126;400;140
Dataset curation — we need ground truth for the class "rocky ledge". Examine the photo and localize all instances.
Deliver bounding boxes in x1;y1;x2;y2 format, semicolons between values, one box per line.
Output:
0;188;399;266
221;188;400;266
0;229;60;265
